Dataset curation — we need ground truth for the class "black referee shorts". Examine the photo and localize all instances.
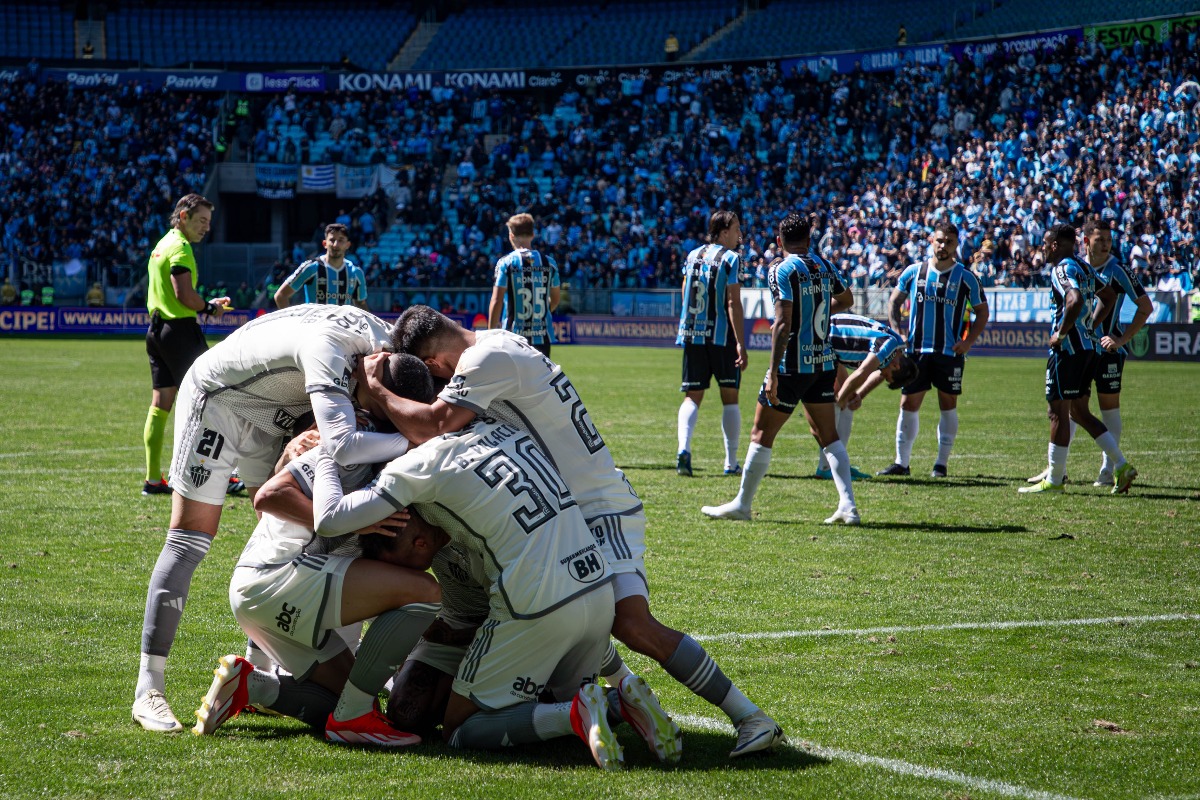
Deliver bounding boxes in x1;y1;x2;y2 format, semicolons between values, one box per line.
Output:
146;314;208;390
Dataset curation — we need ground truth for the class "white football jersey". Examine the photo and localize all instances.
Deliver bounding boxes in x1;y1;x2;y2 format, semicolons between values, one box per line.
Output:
237;444;377;568
373;417;611;620
189;305;392;434
428;541;490;630
439;330;641;518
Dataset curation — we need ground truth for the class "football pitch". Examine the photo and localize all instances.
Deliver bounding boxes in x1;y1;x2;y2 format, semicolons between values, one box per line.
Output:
1;337;1197;799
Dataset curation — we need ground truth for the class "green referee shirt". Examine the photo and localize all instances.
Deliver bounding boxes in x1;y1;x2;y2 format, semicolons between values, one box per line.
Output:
147;228;197;319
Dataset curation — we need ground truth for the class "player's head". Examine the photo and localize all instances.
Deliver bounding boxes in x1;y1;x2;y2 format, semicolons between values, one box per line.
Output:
883;353;918;390
506;213;535;246
392;305;468;379
359;506;449;571
931;221;958;262
323;223;351;258
171;193;213;243
1043;223;1076;262
708;210;741;249
777;213;810;253
379;353;437;405
1082;219;1112;262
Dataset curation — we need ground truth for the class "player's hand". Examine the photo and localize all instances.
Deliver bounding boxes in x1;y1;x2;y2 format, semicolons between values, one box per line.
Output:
764;372;779;406
848;394;863;411
951;339;970;355
355;509;411;538
209;296;233;317
1101;335;1119;352
357;351;390;396
1049;332;1063;350
735;344;748;371
282;429;321;464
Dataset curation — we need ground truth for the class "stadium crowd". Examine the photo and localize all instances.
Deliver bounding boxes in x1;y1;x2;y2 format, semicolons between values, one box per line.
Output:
0;67;221;290
3;23;1200;303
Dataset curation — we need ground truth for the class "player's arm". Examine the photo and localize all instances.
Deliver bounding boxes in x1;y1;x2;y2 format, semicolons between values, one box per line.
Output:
765;298;791;405
170;267;229;317
253;468;316;528
548;257;561;312
1090;283;1117;330
274;283;296;309
487;285;506;329
1049;288;1083;349
358;352;475;445
726;281;748;370
548;285;561;312
309;389;411;466
310;449;409;537
1103;293;1153;352
830;284;854;314
836;353;881;407
275;262;311;309
953;302;989;355
887;286;908;338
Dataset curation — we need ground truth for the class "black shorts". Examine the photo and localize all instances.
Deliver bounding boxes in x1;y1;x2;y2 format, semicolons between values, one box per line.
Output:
1045;349;1096;402
901;353;965;396
758;369;836;414
681;340;741;392
146;314;208;390
1092;351;1125;395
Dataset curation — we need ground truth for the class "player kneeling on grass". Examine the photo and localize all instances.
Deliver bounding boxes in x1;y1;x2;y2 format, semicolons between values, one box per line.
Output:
814;314;918;479
192;356;442;746
310;355;683;770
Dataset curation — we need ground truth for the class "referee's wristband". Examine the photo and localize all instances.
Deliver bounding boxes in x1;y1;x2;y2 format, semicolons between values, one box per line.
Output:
203;300;218;315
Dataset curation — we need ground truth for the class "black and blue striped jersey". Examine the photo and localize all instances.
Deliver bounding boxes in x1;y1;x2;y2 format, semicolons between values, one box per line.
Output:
767;252;845;375
1050;255;1109;355
829;313;904;369
895;261;986;356
494;248;559;346
677;244;745;346
1092;255;1147;355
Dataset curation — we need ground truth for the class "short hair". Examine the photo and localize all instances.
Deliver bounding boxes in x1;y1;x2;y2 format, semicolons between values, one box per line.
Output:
933;221;958;239
324;223;351;241
1047;223;1076;244
778;213;810;247
170;193;213;228
1082;219;1110;237
379;353;437;405
391;305;457;359
708;210;739;241
506;213;535;239
360;505;431;561
886;353;919;390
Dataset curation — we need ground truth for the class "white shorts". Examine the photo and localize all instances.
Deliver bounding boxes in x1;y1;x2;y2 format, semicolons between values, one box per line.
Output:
170;376;286;504
587;509;648;601
230;555;352;679
454;582;614;710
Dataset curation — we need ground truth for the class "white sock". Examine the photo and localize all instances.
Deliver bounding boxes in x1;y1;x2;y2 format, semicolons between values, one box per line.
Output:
836;406;854;450
721;403;741;470
1049;442;1069;485
247;667;280;707
822;439;856;510
896;410;919;467
245;641;274;671
1093;431;1126;470
718;685;759;725
332;681;376;722
532;702;575;739
1068;419;1077;445
936;409;958;467
734;443;771;509
1100;408;1122;474
136;653;167;698
677;397;699;454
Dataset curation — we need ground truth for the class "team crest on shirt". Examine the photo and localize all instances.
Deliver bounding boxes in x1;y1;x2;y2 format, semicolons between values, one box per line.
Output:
189;464;212;488
274;408;298;431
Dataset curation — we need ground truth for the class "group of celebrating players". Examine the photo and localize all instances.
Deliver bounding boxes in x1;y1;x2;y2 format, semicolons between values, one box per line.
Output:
130;191;1143;769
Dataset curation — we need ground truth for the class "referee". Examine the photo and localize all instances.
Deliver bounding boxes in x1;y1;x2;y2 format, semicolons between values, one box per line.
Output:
141;193;232;495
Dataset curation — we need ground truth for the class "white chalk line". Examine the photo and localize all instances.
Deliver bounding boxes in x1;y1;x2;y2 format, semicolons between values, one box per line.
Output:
676;712;1084;800
693;613;1200;643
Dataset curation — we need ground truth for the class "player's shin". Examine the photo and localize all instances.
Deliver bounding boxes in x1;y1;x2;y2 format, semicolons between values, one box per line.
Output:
333;603;440;721
137;529;212;697
822;439;856;511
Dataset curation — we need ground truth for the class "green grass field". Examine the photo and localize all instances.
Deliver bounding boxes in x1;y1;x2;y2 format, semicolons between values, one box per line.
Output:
1;338;1197;799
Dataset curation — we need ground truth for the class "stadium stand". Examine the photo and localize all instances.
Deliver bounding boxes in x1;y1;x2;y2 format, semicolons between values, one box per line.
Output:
0;3;75;61
953;0;1200;38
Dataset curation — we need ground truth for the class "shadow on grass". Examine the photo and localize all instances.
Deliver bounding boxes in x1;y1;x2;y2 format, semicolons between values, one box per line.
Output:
752;518;1029;534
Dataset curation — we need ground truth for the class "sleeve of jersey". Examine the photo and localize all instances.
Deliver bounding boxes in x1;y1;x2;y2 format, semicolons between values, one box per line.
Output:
1117;265;1146;298
1053;264;1081;293
311;449;399;536
169;243;196;273
964;270;986;306
353;266;368;301
493;257;507;287
309;390;412;467
769;263;792;303
437;345;511;416
875;335;901;367
282;261;314;289
728;252;745;285
896;265;916;295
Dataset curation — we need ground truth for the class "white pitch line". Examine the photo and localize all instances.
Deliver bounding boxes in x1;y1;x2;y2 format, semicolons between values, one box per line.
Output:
693;613;1200;643
675;713;1085;800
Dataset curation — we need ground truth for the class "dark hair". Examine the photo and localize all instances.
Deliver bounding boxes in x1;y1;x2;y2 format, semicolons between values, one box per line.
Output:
360;506;430;561
392;305;457;358
708;210;739;241
886;353;919;390
170;193;213;227
324;223;351;241
778;213;810;246
933;220;958;239
380;353;437;404
1081;219;1110;237
1047;223;1076;244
